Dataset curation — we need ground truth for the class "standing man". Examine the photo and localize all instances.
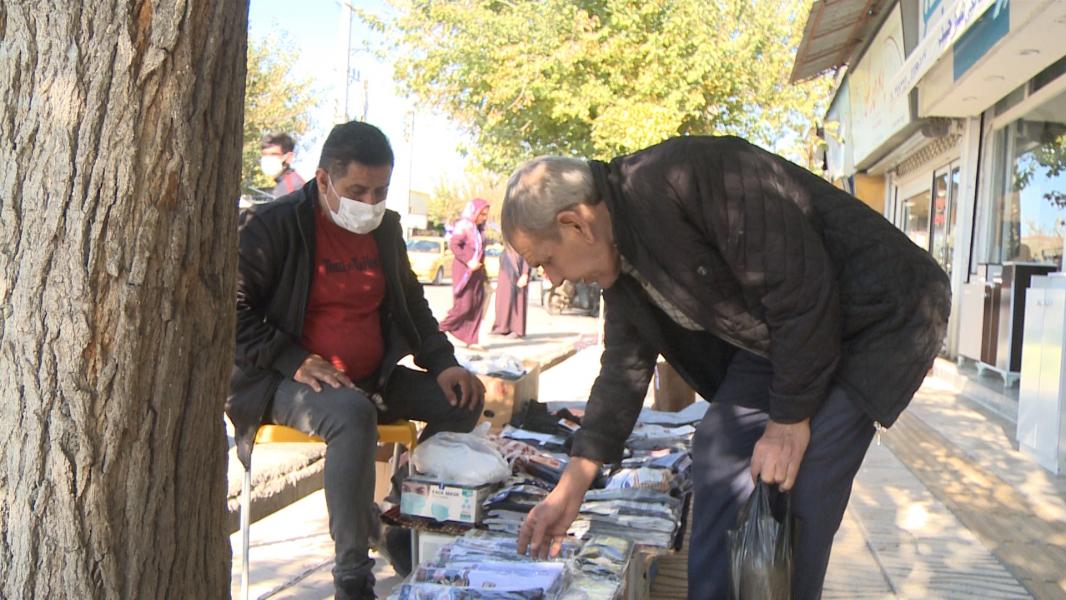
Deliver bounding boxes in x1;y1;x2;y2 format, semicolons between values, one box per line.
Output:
504;136;950;599
229;121;485;600
260;132;306;198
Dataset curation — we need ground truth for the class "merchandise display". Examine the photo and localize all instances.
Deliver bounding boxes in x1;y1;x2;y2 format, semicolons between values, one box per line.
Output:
392;399;702;598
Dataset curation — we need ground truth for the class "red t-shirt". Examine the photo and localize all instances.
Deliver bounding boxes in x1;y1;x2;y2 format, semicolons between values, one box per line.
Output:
299;208;386;380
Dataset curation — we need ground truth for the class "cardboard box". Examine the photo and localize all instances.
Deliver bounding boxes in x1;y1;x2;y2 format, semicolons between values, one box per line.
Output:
653;358;694;413
477;361;540;432
623;548;659;600
400;476;496;524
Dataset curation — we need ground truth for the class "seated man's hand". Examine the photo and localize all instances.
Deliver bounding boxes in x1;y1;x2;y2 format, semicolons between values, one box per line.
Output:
750;417;811;492
294;354;354;393
436;366;485;410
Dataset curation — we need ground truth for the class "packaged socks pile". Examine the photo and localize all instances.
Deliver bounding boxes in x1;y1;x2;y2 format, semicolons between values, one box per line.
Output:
390;531;631;600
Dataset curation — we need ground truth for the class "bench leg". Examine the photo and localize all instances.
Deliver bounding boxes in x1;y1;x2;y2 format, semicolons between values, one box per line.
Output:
241;468;251;600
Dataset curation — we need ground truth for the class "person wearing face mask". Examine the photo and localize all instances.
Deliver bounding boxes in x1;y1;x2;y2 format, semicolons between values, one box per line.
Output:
260;132;306;198
228;121;485;600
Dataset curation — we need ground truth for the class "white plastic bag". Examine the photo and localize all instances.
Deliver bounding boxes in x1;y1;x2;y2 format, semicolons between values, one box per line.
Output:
410;423;510;486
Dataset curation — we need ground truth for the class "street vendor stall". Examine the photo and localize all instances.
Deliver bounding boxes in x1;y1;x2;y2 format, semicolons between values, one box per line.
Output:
383;398;707;599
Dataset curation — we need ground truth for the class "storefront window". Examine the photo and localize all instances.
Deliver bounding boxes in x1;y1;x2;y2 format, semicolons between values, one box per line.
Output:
901;188;931;250
986;89;1066;269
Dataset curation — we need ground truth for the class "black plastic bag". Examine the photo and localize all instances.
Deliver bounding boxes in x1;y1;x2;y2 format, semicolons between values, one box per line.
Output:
728;478;793;600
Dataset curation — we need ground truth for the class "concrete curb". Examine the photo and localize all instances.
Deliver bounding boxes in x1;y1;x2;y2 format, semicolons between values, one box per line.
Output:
227;338;582;532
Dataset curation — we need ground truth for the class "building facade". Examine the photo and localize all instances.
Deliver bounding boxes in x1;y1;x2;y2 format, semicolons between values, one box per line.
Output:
794;0;1066;469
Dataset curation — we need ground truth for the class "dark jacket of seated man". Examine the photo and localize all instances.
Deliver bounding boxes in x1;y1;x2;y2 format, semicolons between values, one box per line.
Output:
227;179;461;470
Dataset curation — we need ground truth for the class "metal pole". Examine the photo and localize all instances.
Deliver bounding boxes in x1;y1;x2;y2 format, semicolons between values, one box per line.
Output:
406;110;415;237
362;78;370;122
342;3;353;121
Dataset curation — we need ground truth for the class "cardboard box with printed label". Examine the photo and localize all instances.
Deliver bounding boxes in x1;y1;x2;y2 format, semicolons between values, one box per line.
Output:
399;476;496;524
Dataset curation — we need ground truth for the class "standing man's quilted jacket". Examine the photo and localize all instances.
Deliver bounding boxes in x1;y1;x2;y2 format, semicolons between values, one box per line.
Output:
570;136;951;464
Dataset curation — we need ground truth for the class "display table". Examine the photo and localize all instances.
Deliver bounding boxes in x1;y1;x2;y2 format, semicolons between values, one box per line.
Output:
385;402;702;599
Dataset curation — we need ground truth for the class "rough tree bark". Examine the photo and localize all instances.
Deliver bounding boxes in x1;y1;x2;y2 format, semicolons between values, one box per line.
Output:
0;1;247;598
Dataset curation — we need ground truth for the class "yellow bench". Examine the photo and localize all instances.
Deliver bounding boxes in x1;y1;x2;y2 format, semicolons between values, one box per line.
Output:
239;421;419;600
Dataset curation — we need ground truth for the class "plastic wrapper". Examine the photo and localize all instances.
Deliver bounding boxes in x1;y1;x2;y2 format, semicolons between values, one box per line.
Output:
412;424;511;486
458;353;527;380
603;467;672;492
728;480;793;600
393;583;544;599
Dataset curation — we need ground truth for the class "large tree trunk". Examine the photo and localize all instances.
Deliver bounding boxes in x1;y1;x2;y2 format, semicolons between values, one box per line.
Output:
0;1;247;598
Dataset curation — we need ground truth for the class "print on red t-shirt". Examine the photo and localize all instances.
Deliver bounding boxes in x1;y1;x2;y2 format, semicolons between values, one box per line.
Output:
300;208;386;381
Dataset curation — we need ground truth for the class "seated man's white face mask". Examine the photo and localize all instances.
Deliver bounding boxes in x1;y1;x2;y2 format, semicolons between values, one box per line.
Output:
326;176;386;234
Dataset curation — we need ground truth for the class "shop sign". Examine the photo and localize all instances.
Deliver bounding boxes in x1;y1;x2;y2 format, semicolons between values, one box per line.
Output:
888;0;1000;103
849;4;911;164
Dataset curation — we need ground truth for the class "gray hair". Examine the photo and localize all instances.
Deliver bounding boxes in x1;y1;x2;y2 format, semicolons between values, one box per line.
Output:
501;156;596;241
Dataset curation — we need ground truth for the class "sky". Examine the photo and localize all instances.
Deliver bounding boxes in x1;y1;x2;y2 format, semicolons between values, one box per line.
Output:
248;0;471;214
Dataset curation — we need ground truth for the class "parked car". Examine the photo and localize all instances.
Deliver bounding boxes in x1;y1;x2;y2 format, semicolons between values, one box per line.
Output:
484;244;504;280
407;237;452;285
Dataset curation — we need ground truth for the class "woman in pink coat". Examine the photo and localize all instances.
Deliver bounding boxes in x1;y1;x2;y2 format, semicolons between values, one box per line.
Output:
439;198;490;347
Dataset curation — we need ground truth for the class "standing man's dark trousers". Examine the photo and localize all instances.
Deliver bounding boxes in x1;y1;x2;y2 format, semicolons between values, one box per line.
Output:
268;366;482;598
687;351;876;600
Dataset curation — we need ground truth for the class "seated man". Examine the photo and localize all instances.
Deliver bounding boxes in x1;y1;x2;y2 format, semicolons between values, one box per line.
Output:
504;136;950;599
228;121;484;600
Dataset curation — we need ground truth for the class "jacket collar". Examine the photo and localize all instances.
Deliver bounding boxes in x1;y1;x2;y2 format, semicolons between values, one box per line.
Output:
588;159;642;275
589;158;721;343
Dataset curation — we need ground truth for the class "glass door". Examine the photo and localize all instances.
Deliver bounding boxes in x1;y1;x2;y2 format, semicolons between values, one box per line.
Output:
930;162;960;277
901;187;932;250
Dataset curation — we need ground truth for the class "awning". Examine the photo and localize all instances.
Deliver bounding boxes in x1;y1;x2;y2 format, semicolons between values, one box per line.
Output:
790;0;889;83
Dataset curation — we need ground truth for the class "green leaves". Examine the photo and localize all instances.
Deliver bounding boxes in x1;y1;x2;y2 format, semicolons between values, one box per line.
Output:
242;36;317;192
380;0;831;172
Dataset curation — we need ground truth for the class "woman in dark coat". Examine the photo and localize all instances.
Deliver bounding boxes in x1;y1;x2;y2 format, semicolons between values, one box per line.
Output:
491;244;532;338
439;198;490;347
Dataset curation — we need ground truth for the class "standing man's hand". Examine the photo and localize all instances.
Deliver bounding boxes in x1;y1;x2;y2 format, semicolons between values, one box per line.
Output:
518;456;600;559
750;418;811;491
468;260;483;271
517;274;529;288
436;366;485;410
294;354;355;393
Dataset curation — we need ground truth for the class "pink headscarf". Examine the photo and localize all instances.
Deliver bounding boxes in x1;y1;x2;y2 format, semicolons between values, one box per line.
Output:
461;198;490;224
452;198;490;291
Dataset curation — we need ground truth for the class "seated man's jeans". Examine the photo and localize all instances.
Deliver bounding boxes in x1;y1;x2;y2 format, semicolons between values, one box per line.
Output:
268;366;482;590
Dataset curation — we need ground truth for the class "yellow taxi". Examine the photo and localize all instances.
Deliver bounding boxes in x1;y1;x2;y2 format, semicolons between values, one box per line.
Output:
484;244;504;280
406;237;452;285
